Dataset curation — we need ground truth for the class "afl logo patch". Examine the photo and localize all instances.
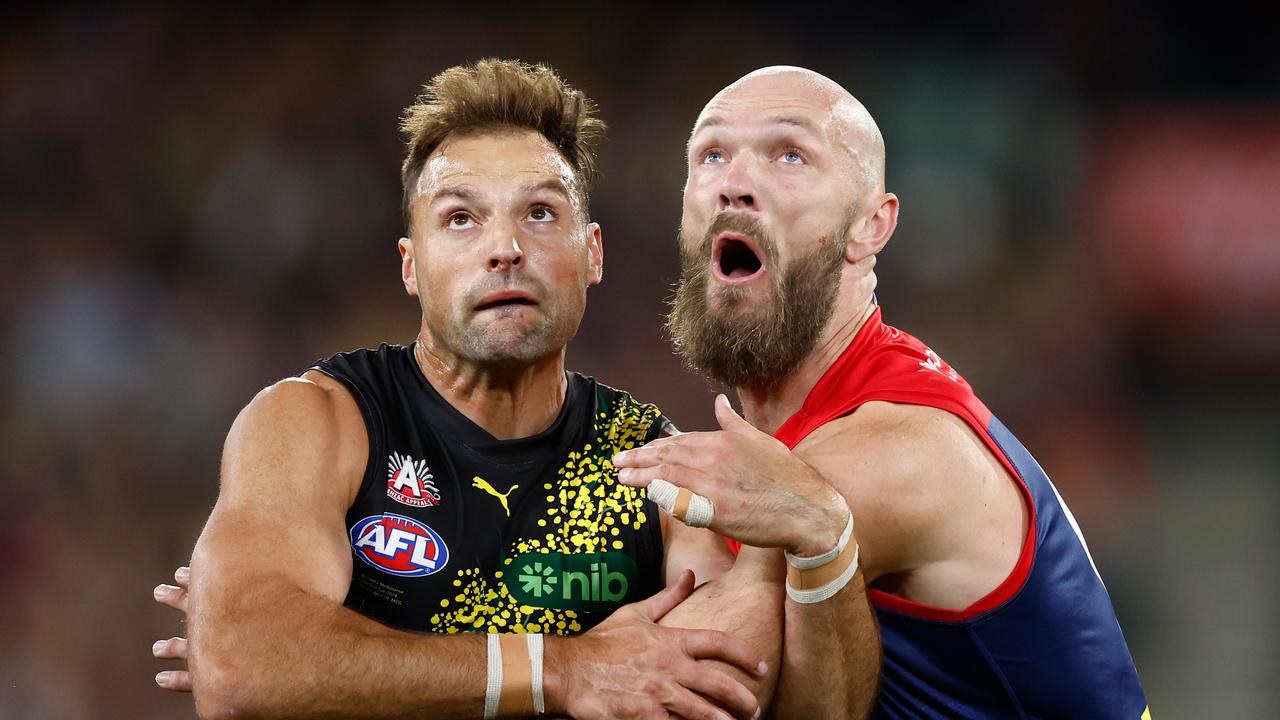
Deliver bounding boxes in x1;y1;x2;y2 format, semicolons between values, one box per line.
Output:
349;514;449;577
387;452;442;508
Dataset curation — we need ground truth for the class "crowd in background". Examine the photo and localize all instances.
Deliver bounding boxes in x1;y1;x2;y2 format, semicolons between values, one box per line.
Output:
1;6;1275;718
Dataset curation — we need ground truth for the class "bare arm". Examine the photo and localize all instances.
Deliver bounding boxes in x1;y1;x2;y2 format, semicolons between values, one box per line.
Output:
189;376;494;718
658;518;785;710
768;441;880;719
615;397;867;718
770;401;1029;719
190;376;767;720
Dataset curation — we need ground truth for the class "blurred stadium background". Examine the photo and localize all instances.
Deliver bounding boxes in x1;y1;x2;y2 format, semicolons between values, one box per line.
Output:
1;5;1276;718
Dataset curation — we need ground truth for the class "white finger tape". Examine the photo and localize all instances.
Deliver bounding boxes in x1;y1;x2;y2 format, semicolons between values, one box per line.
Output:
646;478;715;529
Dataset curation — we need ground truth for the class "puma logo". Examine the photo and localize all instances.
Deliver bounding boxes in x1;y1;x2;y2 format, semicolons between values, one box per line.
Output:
472;476;518;517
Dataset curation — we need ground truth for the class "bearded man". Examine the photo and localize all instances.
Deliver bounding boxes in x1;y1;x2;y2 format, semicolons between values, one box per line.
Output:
616;66;1151;719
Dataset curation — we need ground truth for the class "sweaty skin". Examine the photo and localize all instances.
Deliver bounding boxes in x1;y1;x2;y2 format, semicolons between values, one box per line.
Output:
616;66;1029;719
163;128;780;720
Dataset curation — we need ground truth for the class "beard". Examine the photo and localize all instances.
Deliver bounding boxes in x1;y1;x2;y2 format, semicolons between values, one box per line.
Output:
668;212;848;391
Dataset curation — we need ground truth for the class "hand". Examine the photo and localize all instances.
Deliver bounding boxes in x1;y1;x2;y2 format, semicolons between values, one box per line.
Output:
615;394;848;556
152;565;192;692
547;570;766;720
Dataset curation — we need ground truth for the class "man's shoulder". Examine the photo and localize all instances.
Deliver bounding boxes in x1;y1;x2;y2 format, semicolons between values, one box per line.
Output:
238;373;365;441
799;400;970;463
795;400;998;512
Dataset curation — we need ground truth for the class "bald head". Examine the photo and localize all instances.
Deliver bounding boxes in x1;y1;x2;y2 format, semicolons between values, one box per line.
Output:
693;66;885;194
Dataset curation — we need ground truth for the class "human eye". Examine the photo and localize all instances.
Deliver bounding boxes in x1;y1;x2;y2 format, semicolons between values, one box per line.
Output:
446;211;476;229
702;149;726;164
526;205;557;223
780;149;805;164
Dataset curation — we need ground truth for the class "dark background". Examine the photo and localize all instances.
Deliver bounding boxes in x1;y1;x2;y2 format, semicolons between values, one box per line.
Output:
2;4;1277;718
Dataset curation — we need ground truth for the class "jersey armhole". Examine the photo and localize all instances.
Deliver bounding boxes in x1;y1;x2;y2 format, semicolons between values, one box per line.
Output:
849;390;1039;623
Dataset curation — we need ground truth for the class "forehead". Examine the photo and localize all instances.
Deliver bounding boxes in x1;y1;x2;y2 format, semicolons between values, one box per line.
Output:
417;129;579;197
694;74;841;135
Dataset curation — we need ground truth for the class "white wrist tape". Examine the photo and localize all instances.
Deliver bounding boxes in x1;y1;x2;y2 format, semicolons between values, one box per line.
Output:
484;633;502;719
646;478;714;528
785;512;859;604
528;632;546;714
484;633;544;718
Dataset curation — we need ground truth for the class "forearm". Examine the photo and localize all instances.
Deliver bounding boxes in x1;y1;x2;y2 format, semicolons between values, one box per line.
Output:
658;545;785;706
191;577;490;719
771;569;879;720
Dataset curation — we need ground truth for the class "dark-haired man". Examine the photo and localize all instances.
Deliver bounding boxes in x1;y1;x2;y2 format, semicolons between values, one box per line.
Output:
153;60;786;720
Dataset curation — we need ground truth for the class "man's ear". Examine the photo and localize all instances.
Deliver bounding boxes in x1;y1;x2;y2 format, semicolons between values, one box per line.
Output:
845;192;899;263
398;237;419;297
586;222;604;286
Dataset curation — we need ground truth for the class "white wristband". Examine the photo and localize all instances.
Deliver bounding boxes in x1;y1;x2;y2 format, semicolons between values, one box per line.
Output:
484;633;502;720
785;512;860;604
786;544;860;603
485;633;544;718
528;633;546;714
784;512;855;568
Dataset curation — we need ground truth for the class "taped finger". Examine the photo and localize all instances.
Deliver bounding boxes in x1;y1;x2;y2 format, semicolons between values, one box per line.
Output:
646;478;715;529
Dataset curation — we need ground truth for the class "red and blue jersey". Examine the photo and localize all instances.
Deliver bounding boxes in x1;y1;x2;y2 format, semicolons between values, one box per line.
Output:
772;307;1150;719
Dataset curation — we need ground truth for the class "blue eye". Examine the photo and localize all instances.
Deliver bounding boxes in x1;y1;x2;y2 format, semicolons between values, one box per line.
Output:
781;150;804;164
703;150;726;164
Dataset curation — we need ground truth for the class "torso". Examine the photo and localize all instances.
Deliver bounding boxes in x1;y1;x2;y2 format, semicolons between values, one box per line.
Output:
310;344;668;635
775;307;1149;719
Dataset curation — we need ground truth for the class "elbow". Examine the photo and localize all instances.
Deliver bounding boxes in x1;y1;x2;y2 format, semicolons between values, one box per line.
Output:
191;645;267;720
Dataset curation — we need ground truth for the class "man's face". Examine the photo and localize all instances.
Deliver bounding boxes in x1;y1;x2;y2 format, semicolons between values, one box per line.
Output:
671;73;863;389
401;129;602;368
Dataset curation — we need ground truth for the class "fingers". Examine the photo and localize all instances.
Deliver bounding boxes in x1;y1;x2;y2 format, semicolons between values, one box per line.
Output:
613;432;712;470
174;565;190;588
676;629;768;680
673;663;761;720
152;636;188;660
712;394;751;433
153;583;188;612
647;479;716;529
663;683;739;720
635;569;695;622
155;670;193;693
617;463;713;493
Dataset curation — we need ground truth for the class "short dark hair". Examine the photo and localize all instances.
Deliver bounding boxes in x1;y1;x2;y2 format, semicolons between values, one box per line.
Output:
400;59;606;233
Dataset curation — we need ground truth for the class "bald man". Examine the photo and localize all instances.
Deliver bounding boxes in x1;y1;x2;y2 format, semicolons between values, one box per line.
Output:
616;67;1151;719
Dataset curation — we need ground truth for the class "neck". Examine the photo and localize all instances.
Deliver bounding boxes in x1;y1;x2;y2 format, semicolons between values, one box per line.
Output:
736;293;875;435
413;332;568;441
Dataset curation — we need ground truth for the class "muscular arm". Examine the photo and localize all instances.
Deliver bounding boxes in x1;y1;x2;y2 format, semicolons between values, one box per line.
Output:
767;449;879;719
658;518;785;709
770;401;1028;719
190;375;768;720
189;375;494;719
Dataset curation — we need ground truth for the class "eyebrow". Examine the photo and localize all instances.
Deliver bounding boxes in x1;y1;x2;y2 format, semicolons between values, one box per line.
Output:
519;178;573;199
428;184;480;206
427;178;573;207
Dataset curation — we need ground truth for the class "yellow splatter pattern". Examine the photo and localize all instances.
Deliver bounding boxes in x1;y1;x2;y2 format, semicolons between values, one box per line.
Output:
427;390;661;634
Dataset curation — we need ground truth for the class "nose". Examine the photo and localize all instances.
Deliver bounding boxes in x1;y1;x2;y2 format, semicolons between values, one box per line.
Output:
485;231;524;272
717;156;758;212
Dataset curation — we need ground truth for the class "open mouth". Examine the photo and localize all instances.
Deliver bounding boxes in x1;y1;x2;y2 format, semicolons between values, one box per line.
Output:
475;292;537;312
712;233;766;283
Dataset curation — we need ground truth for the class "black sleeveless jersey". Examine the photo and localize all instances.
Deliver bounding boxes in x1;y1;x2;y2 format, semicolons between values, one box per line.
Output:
311;344;668;636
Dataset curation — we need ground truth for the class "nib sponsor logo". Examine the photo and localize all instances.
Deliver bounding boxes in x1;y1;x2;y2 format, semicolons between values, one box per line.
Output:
350;514;449;577
387;452;442;508
506;551;637;611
